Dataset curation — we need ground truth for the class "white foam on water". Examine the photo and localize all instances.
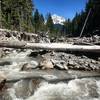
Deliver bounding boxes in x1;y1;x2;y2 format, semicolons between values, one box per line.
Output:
6;88;23;100
27;78;100;100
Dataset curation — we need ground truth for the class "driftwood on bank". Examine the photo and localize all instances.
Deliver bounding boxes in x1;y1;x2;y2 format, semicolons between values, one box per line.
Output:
0;41;100;52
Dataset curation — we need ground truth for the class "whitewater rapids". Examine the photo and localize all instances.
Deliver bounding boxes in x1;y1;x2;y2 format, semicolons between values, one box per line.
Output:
0;50;100;100
2;78;99;100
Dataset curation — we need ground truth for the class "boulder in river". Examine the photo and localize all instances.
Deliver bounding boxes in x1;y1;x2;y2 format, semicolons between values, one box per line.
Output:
20;61;38;71
39;57;54;69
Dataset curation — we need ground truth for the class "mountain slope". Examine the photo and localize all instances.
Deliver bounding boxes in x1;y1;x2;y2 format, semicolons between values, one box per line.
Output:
52;14;65;25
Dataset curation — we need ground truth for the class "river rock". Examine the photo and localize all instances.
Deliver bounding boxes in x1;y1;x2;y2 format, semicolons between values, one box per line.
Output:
28;51;39;57
51;59;68;70
54;63;64;70
98;57;100;61
39;58;54;69
0;72;6;91
91;60;96;64
0;61;11;66
30;61;38;67
68;60;75;66
21;62;38;71
0;49;3;58
13;80;34;99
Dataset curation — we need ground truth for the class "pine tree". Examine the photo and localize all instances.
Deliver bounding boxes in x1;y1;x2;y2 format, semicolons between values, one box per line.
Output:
39;14;45;31
33;9;40;33
46;13;54;35
0;0;34;32
64;19;72;36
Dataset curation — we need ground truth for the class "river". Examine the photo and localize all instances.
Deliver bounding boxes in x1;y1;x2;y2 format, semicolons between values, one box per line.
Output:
0;49;100;100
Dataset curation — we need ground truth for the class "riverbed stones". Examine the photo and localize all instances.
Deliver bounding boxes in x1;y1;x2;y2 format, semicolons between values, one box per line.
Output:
91;59;97;64
41;51;100;71
51;59;68;70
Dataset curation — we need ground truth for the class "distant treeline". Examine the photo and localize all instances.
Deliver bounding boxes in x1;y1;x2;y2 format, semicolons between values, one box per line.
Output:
64;0;100;37
0;0;34;32
0;0;100;37
0;0;54;35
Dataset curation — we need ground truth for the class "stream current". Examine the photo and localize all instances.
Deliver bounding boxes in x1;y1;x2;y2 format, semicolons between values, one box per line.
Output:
0;49;100;100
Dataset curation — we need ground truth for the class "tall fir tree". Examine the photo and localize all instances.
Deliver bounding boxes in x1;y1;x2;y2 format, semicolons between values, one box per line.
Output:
33;9;40;33
39;14;45;31
46;13;54;36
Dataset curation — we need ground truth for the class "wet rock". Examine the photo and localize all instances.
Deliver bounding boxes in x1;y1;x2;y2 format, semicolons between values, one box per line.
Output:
78;60;85;65
39;58;54;69
0;49;3;58
0;72;6;91
54;63;64;70
68;60;75;66
20;63;32;71
50;51;56;56
89;63;97;70
81;55;88;59
28;50;49;58
13;80;34;99
30;61;38;67
98;57;100;61
91;60;96;64
28;51;39;57
87;80;99;98
0;61;11;66
51;60;68;70
21;62;38;71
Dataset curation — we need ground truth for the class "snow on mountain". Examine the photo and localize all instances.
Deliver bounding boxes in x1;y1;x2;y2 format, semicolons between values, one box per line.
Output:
52;14;66;25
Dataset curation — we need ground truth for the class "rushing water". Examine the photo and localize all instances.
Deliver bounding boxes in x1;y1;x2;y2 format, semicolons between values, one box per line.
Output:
0;50;100;100
2;78;100;100
27;78;100;100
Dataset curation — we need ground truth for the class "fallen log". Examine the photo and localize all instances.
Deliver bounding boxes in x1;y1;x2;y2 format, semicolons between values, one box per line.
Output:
0;41;100;52
4;70;100;83
93;42;100;45
74;42;93;45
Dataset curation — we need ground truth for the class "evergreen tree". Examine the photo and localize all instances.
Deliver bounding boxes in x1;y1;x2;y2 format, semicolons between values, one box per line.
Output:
46;13;54;35
64;19;72;36
0;0;34;32
39;14;45;31
33;9;40;32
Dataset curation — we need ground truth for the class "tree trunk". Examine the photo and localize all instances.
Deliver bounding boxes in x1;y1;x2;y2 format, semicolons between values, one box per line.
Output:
4;70;100;83
0;41;100;53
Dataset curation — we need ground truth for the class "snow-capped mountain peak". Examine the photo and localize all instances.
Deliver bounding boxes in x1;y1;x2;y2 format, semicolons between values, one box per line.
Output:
52;14;65;25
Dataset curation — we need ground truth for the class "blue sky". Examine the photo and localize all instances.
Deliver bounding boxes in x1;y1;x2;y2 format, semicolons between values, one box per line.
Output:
33;0;88;19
